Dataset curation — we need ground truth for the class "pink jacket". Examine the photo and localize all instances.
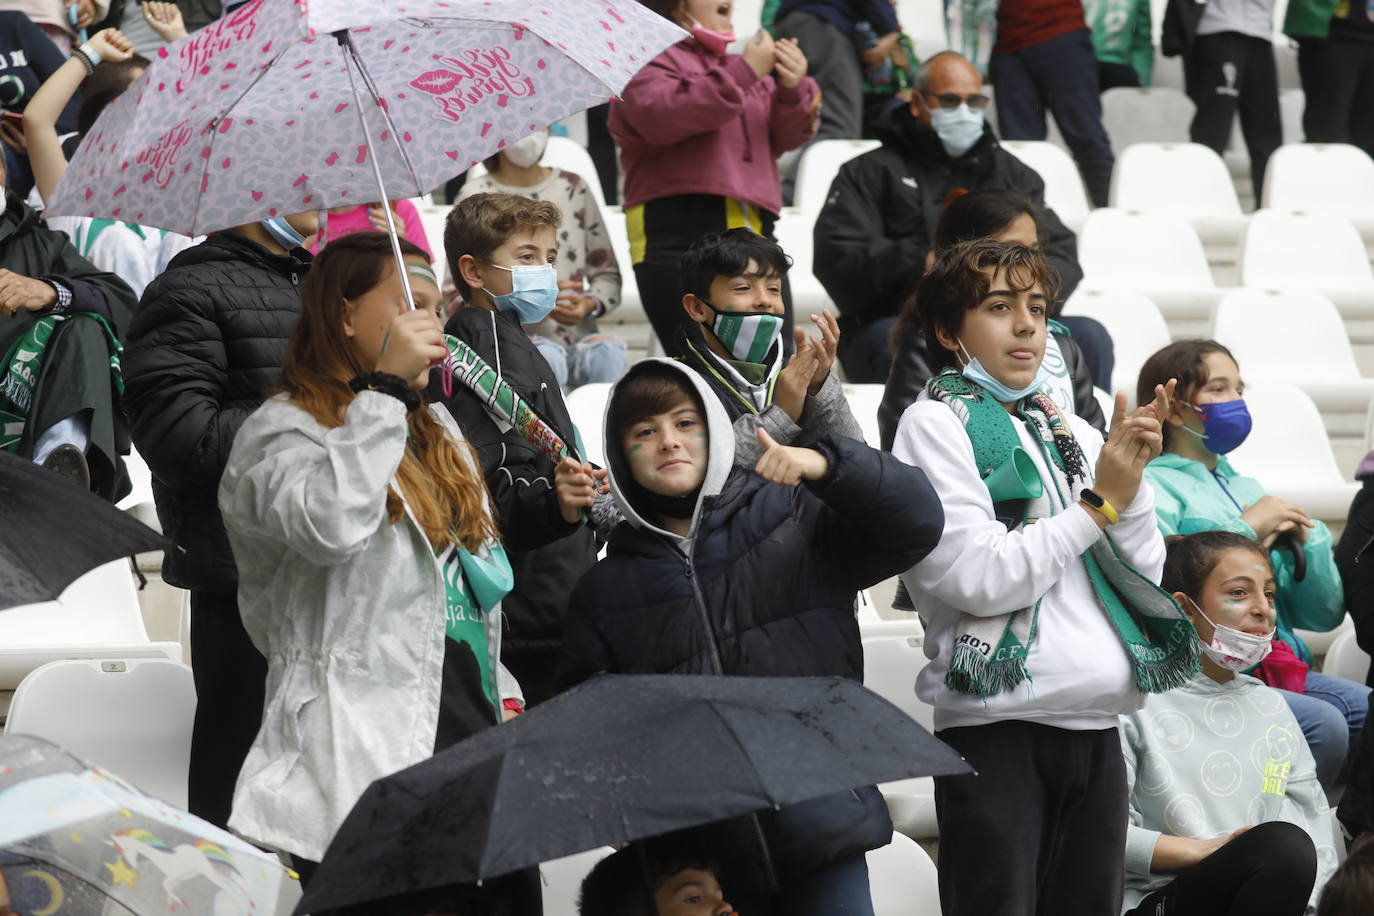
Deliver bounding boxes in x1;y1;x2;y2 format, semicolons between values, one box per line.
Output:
313;199;432;261
610;40;819;217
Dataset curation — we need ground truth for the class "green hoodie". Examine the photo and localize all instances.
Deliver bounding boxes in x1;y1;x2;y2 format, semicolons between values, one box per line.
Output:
1084;0;1155;85
1145;452;1346;662
1283;0;1341;40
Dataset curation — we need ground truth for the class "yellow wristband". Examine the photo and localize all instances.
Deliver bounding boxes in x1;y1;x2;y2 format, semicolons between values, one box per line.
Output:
1083;490;1120;525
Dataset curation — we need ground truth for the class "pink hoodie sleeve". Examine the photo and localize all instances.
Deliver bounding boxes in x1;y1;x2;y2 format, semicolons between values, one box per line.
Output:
768;75;821;154
614;49;762;147
396;199;433;261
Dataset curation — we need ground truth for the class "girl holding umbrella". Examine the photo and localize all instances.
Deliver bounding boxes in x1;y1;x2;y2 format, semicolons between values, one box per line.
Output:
216;233;531;909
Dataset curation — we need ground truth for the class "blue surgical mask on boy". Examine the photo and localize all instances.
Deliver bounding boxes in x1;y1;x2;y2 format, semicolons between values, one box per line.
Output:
1178;398;1253;454
487;263;558;324
958;339;1050;403
261;216;307;250
930;104;984;158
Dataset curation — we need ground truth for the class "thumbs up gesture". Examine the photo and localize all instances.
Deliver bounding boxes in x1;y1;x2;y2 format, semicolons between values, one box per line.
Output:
753;428;829;486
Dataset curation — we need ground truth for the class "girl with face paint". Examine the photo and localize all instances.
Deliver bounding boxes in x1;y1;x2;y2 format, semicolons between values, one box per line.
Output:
1138;339;1367;792
1114;530;1334;916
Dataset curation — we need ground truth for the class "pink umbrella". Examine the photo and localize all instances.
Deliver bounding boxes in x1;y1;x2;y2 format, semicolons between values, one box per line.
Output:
46;0;682;244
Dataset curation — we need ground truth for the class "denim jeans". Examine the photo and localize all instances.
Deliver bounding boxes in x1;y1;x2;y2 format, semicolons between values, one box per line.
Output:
532;334;628;390
730;855;875;916
1277;670;1371;791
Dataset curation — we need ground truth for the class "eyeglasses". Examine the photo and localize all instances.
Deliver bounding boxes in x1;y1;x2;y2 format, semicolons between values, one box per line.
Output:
925;92;991;110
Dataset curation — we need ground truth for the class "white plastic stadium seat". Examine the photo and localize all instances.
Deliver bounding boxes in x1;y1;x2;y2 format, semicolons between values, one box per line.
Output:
841;384;884;447
1321;629;1372;685
1261;143;1374;243
565;383;611;469
1077;209;1216;328
1211;289;1374;433
867;832;942;915
1278;90;1305;144
1001;141;1091;231
5;658;196;808
540;846;615;916
0;560;181;690
1227;380;1359;524
1060;287;1172;401
863;635;939;840
1100;88;1195;154
1239;209;1374;340
1108;143;1244;247
792;139;881;217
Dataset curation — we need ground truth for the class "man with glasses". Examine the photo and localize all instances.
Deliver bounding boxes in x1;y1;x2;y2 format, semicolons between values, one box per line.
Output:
813;50;1083;384
989;0;1116;207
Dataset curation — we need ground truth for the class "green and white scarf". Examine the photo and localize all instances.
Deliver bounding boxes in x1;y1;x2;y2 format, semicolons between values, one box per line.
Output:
0;312;123;452
928;369;1198;698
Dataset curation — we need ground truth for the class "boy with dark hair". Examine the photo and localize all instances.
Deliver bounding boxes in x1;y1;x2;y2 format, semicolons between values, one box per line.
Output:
676;228;862;464
559;358;943;914
436;191;601;706
578;839;732;916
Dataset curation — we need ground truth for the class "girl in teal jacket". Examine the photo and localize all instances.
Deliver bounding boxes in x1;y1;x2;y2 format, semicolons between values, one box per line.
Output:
1139;339;1367;790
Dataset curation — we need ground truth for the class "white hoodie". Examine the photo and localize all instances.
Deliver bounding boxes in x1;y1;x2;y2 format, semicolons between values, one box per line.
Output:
894;394;1165;730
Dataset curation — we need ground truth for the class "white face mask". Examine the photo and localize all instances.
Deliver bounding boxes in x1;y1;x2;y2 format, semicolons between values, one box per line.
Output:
1188;597;1274;671
504;130;549;169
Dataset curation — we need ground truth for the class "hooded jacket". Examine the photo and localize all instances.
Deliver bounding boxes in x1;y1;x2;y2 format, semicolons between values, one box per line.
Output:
0;193;136;498
1145;452;1346;663
1335;470;1374;687
559;359;944;877
877;325;1105;451
122;231;311;592
609;40;820;216
1121;673;1337;914
218;392;520;862
432;305;596;653
812;106;1083;333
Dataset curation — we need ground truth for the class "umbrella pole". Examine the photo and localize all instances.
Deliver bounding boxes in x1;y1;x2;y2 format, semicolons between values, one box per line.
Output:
334;29;416;312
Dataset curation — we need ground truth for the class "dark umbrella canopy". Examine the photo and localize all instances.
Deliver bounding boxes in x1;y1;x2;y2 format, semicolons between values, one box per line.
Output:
0;450;166;610
297;674;970;914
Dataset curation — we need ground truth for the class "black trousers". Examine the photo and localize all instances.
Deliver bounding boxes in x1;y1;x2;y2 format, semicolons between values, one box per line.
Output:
1123;820;1316;916
1297;35;1374;159
187;589;268;830
934;721;1128;916
1184;31;1282;202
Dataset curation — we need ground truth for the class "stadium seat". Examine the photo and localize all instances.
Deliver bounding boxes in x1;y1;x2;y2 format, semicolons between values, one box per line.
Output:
565;382;611;469
1238;209;1374;340
1077;209;1216;330
5;658;196;808
1321;629;1372;685
1108;143;1245;247
1299;614;1355;661
1001;141;1091;231
792;139;881;217
1227;380;1359;523
1279;89;1305;144
0;561;182;690
773;209;832;318
540;846;615;916
1100;88;1195;154
1261;144;1374;243
1060;287;1173;400
1211;288;1374;434
862;634;932;731
842;384;884;446
867;832;941;915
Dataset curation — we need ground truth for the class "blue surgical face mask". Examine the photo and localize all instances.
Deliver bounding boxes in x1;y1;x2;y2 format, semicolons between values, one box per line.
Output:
929;104;984;158
1179;398;1252;454
261;216;306;250
958;339;1049;403
488;263;558;324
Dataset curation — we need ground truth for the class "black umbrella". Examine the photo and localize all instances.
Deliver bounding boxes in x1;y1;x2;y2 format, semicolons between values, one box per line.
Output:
0;450;166;610
297;674;971;914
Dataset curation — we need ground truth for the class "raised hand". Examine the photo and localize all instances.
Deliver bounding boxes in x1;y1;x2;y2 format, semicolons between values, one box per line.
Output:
1089;391;1163;523
804;309;840;396
754;427;828;486
88;29;135;63
774;334;819;422
375;308;447;389
742;29;775;79
772;36;808;89
143;1;188;42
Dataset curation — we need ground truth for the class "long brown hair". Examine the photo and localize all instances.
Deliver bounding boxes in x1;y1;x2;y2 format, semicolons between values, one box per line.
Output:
281;232;498;552
1135;339;1238;448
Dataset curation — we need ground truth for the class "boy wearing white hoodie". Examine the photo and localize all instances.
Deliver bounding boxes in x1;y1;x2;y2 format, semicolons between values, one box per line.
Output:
893;239;1196;916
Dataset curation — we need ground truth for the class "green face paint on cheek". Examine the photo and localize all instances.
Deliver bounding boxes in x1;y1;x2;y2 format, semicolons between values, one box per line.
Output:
627;444;644;453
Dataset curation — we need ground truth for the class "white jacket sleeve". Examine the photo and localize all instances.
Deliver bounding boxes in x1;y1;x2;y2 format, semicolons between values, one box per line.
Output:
220;392;409;567
894;400;1102;616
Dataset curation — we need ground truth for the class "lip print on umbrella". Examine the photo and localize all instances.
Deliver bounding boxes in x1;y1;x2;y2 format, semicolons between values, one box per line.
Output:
409;45;536;123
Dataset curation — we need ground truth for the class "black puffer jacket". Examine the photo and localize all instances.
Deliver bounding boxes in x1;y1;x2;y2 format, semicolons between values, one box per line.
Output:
1335;473;1374;689
560;360;944;878
431;306;596;653
878;327;1106;450
122;232;311;592
813;106;1083;334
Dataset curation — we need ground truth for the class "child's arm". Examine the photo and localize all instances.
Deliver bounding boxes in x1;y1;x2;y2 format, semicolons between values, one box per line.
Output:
614;51;762;147
794;311;864;445
24;29;134;204
766;49;819;154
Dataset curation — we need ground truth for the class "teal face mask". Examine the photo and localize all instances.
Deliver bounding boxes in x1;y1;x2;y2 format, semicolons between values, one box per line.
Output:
488;263;558;324
701;299;784;364
958;339;1050;403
